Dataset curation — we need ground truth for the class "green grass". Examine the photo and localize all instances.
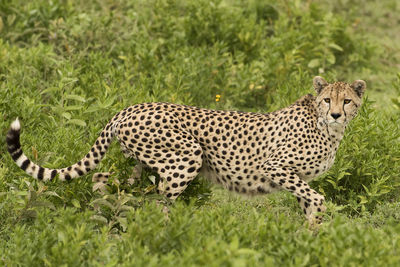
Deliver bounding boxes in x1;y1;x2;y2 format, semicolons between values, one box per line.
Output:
1;0;400;265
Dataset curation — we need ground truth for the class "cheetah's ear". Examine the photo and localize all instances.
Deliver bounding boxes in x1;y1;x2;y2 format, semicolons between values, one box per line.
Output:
313;76;328;94
351;80;366;98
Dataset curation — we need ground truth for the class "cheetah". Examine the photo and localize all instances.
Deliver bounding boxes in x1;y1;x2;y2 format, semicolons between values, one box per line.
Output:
6;76;366;223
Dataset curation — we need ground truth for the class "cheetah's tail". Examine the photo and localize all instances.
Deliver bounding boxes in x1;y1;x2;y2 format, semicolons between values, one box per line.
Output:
6;118;115;181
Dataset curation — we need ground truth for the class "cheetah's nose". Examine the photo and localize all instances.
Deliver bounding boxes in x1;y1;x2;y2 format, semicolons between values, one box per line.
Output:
331;113;341;120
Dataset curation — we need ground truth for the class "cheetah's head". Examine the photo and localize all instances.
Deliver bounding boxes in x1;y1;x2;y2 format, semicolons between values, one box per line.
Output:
313;76;366;127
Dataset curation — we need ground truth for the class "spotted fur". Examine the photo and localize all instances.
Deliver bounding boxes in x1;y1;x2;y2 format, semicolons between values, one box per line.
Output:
6;76;366;223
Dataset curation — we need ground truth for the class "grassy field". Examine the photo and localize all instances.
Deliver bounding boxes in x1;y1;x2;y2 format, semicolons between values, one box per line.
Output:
1;0;400;265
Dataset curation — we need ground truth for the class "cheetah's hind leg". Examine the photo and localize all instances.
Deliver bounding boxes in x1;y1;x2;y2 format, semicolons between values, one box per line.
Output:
92;163;143;190
132;132;203;200
92;172;114;192
128;164;143;185
92;172;113;183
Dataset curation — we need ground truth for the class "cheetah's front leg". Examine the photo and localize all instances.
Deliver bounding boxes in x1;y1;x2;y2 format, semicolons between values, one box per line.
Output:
262;162;326;224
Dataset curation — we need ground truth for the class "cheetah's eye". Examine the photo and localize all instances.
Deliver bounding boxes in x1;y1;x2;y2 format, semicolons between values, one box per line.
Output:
344;99;352;104
323;98;330;104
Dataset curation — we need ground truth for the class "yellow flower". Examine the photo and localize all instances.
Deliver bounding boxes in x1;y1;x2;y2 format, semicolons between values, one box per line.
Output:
215;94;221;102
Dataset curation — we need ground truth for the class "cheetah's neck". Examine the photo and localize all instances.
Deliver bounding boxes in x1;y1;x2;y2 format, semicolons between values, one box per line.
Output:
317;117;346;146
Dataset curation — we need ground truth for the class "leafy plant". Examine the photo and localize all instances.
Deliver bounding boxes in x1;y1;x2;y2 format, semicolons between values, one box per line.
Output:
392;73;400;110
1;0;400;265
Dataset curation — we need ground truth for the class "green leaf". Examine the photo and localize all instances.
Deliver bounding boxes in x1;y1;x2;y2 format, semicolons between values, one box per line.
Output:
71;199;81;208
65;105;84;111
66;119;87;127
326;179;338;189
328;43;344;51
40;87;59;95
237;248;258;255
119;196;132;206
90;215;108;224
31;200;56;210
21;209;37;219
229;235;239;250
58;232;66;242
326;53;336;64
43;191;62;198
148;175;156;184
84;105;102;113
144;184;157;194
62;112;71;120
119;206;135;213
307;59;320;68
91;198;115;210
358;195;368;204
65;94;86;102
117;217;128;231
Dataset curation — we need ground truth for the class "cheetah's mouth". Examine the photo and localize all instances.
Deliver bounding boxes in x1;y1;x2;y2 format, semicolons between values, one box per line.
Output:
328;120;345;127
